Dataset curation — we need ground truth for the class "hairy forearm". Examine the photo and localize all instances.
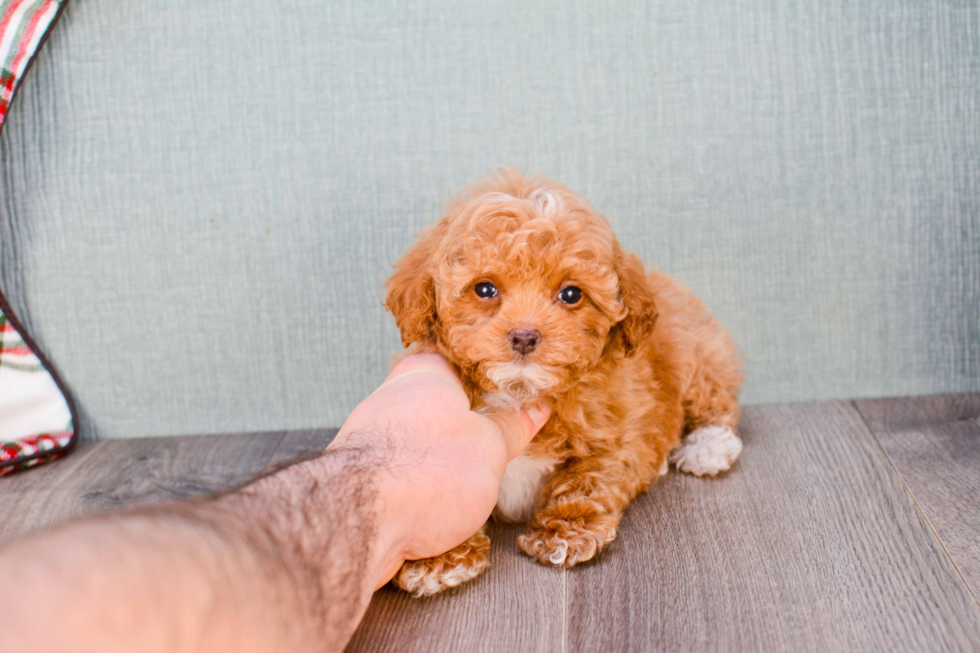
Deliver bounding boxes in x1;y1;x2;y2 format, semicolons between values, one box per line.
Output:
1;353;543;652
1;445;392;653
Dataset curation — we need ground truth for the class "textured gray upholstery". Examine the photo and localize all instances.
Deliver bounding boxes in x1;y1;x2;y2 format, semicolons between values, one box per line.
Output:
1;0;977;439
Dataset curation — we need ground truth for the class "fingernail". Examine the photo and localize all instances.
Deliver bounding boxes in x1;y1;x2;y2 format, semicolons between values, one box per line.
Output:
525;401;551;428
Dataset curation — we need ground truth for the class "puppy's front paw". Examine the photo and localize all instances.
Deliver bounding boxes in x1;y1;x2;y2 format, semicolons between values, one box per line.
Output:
395;529;490;597
670;425;742;476
517;502;618;567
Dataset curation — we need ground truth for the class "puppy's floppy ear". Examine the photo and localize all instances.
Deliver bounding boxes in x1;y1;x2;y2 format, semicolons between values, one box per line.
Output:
385;229;440;348
612;247;657;357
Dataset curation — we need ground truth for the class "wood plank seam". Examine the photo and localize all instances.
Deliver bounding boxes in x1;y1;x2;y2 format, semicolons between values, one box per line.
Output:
851;399;980;613
561;568;567;653
257;433;290;478
261;434;302;470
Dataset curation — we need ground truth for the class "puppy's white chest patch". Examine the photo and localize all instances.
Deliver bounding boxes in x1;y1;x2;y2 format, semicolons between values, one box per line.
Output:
494;454;557;523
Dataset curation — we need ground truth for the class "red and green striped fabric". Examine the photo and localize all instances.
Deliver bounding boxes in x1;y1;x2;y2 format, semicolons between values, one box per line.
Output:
0;0;74;475
0;0;62;126
0;310;74;475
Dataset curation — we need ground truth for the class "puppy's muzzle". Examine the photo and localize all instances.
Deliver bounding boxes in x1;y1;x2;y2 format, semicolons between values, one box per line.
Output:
508;329;542;356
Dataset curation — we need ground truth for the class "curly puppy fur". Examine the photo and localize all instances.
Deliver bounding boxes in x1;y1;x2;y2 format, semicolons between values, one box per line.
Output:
387;169;742;596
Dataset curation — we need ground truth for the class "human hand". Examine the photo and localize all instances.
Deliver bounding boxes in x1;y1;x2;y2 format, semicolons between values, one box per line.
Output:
328;353;551;587
0;352;549;653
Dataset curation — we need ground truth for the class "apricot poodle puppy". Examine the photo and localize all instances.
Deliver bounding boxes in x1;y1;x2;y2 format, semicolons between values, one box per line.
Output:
386;169;743;597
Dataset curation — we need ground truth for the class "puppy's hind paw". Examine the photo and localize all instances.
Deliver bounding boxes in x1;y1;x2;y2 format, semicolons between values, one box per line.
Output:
394;529;490;597
670;425;742;477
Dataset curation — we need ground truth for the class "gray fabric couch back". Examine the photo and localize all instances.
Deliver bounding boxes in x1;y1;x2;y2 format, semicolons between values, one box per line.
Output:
1;0;977;439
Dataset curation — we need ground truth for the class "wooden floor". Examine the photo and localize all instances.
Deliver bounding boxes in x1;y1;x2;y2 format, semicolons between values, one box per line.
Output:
1;395;978;651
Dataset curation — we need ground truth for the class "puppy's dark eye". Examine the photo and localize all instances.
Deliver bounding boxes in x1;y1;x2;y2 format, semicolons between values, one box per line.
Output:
474;282;498;299
559;286;583;305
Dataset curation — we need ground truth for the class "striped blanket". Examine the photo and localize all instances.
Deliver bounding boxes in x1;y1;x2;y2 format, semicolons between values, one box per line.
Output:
0;0;75;474
0;0;61;125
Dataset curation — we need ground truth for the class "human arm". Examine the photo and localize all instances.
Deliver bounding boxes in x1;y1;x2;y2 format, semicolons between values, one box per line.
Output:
0;354;550;652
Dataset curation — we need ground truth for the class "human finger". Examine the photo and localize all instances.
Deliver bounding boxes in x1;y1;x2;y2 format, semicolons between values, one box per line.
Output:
383;353;461;385
485;401;552;461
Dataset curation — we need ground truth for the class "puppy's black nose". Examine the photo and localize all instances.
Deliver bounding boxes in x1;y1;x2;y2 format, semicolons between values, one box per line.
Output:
509;329;542;355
